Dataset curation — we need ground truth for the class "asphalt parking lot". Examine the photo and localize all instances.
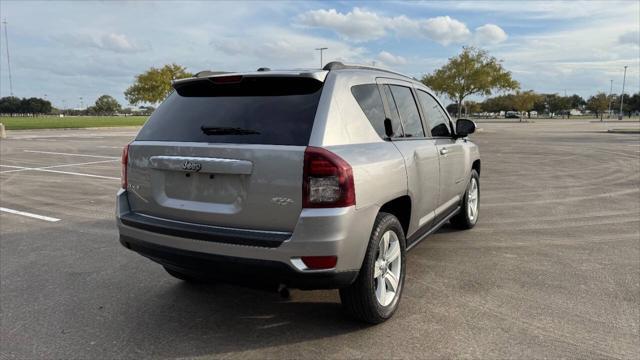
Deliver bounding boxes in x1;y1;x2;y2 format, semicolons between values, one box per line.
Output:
1;119;639;359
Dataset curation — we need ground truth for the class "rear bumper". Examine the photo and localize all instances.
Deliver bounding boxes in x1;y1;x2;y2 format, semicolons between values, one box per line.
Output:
119;235;358;289
116;189;377;289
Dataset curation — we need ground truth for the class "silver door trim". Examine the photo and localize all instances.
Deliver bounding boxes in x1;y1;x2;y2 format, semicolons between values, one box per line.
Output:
418;211;435;227
435;195;460;217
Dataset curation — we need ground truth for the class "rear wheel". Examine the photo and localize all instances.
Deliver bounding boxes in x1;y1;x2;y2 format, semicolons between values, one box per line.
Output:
450;169;480;229
340;212;406;324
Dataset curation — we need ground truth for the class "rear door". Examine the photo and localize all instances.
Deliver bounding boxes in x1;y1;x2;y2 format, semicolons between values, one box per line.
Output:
416;90;466;221
377;79;440;238
125;76;324;232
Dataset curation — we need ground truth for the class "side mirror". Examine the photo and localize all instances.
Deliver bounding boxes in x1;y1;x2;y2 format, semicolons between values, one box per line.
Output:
384;118;394;138
455;118;476;138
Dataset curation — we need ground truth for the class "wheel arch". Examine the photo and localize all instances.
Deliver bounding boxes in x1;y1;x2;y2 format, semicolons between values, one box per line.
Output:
378;195;411;237
472;159;481;175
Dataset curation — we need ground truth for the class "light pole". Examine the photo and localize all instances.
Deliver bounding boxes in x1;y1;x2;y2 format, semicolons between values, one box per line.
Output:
618;65;628;120
607;79;613;119
2;19;13;96
315;47;328;68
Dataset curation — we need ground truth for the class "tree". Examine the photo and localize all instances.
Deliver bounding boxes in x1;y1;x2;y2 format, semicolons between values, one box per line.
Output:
93;95;121;115
422;46;519;119
124;63;193;105
611;93;639;118
0;96;22;115
463;101;482;116
17;97;52;115
586;93;609;120
481;94;514;113
446;103;459;117
568;94;586;110
546;94;571;117
532;94;548;115
628;93;640;114
511;90;541;120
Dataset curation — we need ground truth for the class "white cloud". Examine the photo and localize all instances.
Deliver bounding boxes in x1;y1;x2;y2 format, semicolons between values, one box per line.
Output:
211;28;369;68
493;20;639;96
54;32;150;53
296;8;386;42
413;1;637;21
474;24;508;45
100;33;147;53
419;16;470;45
377;51;407;65
297;8;474;45
619;31;639;46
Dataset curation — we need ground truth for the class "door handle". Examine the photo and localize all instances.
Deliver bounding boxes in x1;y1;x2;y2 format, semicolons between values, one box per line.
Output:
440;148;449;155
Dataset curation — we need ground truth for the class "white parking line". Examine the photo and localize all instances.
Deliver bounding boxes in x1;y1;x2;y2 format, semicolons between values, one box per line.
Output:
23;150;119;159
34;168;120;180
0;207;61;222
0;164;119;180
0;159;118;174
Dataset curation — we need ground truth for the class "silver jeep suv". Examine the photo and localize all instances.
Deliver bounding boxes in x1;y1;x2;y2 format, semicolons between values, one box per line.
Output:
116;62;480;323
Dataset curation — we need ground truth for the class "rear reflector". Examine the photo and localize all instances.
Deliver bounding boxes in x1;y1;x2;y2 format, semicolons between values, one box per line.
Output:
121;143;130;189
301;256;338;270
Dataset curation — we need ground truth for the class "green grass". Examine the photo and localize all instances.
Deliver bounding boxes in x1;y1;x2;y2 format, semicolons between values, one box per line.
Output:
0;116;149;130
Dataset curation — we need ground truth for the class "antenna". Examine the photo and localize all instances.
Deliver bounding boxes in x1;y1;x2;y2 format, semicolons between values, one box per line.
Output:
2;19;14;96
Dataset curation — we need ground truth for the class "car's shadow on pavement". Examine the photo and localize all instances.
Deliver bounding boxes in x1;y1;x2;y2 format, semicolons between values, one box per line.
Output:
120;278;370;357
118;225;460;357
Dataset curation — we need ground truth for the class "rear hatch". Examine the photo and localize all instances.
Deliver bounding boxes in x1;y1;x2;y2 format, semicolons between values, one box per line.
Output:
126;74;325;232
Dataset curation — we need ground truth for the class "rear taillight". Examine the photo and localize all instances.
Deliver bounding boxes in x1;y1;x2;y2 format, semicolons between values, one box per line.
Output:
121;143;130;189
302;147;355;208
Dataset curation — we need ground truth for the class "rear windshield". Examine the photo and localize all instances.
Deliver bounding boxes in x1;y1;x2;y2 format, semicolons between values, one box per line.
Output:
136;77;323;146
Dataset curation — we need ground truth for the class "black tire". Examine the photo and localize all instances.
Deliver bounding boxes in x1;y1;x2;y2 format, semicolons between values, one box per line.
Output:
163;266;201;283
340;212;406;324
450;169;480;230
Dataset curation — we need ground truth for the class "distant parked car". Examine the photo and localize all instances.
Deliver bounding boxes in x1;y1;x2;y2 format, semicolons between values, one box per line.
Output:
116;62;481;323
505;111;520;118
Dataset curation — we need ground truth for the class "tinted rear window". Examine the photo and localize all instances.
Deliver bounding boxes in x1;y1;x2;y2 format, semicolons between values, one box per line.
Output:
136;77;323;146
351;84;387;139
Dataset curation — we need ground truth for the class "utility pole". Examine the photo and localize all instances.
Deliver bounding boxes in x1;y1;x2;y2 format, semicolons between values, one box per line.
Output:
607;79;613;119
2;19;14;96
315;47;327;68
618;65;628;120
79;96;84;109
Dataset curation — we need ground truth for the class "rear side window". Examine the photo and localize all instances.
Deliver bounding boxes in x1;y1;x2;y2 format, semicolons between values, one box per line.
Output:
417;90;451;137
382;85;405;138
136;77;323;146
351;84;387;139
388;85;425;138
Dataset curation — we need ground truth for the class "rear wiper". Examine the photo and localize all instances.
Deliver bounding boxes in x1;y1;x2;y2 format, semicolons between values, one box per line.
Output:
200;126;260;135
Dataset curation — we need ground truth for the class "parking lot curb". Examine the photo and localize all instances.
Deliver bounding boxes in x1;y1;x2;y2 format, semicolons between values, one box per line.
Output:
607;129;640;134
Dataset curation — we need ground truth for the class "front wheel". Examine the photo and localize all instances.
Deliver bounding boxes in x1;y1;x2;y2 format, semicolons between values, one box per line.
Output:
340;212;406;324
450;169;480;229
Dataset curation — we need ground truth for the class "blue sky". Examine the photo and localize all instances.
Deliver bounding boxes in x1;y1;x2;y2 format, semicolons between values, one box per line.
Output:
0;0;638;108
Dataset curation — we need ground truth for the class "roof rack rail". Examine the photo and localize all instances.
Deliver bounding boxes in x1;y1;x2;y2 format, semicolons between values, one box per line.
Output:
195;70;234;78
322;61;415;80
256;67;271;72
